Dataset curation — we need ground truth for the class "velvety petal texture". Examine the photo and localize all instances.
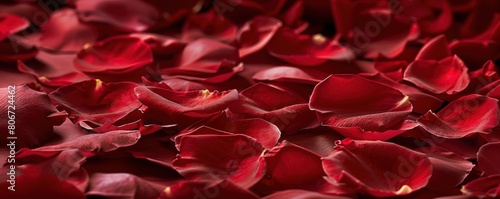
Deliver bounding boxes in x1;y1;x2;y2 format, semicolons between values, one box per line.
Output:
322;139;432;197
417;94;500;138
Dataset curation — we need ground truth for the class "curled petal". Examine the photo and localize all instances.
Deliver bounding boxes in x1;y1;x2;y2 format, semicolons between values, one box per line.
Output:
404;55;470;94
417;94;500;139
253;66;329;85
461;174;500;198
237;16;282;57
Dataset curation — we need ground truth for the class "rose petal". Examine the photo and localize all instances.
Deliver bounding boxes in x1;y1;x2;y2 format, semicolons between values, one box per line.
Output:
86;173;165;199
417;94;499;139
49;79;142;127
253;141;348;195
135;86;238;126
404;55;470;94
477;141;500;176
229;82;318;134
322;139;432;197
414;35;452;61
0;14;29;40
262;190;352;199
310;75;412;132
159;180;259;199
173;134;266;188
74;35;153;81
1;85;65;148
75;0;159;32
253;66;329;85
34;130;141;153
182;10;237;43
39;9;99;52
237;16;282;57
461;174;500;198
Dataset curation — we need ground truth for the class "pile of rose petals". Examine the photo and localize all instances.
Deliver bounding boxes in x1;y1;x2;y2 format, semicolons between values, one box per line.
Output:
0;0;500;198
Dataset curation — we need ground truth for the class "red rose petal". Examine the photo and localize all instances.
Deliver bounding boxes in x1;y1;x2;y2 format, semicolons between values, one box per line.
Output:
416;147;474;191
237;16;282;57
262;190;352;199
74;35;154;81
310;75;412;132
461;174;500;198
135;86;238;126
477;142;500;176
267;28;354;66
322;139;432;197
417;94;499;139
180;113;280;149
404;55;470;94
17;60;90;90
414;35;452;61
86;173;165;199
49;80;142;127
1;85;65;148
34;130;141;153
75;0;159;32
254;141;349;195
182;10;237;43
39;9;99;52
253;66;329;85
0;14;29;40
159;180;259;199
173;134;266;188
229;82;318;134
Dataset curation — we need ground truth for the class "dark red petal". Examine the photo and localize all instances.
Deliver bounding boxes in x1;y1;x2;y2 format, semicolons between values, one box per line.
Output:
329;120;418;141
416;147;474;191
254;141;347;195
310;75;412;131
262;190;352;199
0;168;85;199
237;16;282;57
159;180;259;199
49;80;142;126
417;94;499;139
182;10;237;43
17;60;90;89
135;86;238;121
414;35;451;61
360;73;443;114
322;139;432;197
253;66;329;85
181;113;280;149
86;173;165;199
75;0;159;32
267;28;354;66
284;126;344;157
74;35;153;81
229;83;318;134
477;142;500;176
0;14;29;40
39;9;99;52
404;55;470;94
461;174;500;198
34;130;141;153
173;134;266;188
1;85;65;148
